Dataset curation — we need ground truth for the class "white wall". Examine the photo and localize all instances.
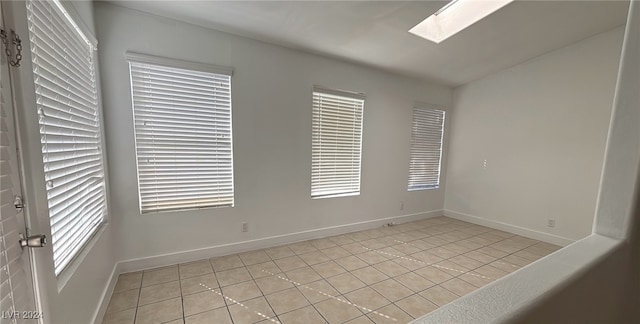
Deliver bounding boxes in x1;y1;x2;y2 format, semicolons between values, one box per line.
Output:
418;3;640;321
94;3;452;264
444;27;624;243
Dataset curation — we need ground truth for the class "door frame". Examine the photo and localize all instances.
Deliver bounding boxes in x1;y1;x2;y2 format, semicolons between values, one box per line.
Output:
1;1;112;323
1;1;51;321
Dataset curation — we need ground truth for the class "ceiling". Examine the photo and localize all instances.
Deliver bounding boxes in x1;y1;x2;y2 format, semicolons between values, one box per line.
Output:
108;0;629;87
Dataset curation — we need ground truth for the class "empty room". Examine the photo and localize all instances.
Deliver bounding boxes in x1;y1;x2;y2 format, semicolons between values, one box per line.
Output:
0;0;639;323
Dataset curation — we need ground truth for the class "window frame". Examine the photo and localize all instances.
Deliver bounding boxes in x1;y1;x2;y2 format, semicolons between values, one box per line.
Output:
126;52;235;214
25;0;109;278
310;86;365;199
407;105;446;191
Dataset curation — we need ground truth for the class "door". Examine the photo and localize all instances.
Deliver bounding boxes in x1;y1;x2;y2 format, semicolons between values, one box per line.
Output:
0;1;38;323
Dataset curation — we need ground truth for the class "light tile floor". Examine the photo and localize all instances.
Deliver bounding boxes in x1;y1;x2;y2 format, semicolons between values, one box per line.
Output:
102;217;560;324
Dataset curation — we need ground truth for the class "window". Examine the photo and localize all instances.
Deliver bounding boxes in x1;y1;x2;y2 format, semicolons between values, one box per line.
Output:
27;0;107;275
408;107;445;190
311;87;364;198
409;0;515;44
127;53;234;213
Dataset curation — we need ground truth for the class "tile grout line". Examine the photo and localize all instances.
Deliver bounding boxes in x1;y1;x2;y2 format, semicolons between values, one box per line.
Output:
281;269;335;323
240;257;285;324
362;246;493;280
218;251;282;321
305;260;372;321
259;269;397;322
177;266;186;324
311;264;371;321
250;266;283;323
418;225;553;282
390;233;535;285
209;258;237;324
282;264;339;323
494;260;520;268
391;227;541;274
133;272;143;323
389;291;434;321
199;283;281;323
376;243;500;288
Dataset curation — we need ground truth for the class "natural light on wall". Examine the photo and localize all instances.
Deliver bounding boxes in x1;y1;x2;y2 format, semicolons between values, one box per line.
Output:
409;0;515;43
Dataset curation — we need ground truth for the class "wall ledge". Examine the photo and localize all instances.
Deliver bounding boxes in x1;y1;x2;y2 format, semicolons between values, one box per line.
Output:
412;234;623;324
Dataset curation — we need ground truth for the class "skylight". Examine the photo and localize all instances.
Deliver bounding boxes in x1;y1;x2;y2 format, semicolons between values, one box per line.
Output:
409;0;515;44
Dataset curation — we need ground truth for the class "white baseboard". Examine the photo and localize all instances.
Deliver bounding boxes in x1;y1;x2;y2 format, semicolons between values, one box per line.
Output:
443;210;575;247
118;210;442;273
92;262;121;324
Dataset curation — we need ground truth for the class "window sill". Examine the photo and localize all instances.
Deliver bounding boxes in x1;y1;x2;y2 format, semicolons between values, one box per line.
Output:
312;192;360;199
411;234;623;323
56;223;109;292
408;186;440;191
140;203;234;215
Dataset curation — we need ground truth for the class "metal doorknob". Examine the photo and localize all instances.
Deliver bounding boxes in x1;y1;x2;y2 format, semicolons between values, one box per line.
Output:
19;234;47;248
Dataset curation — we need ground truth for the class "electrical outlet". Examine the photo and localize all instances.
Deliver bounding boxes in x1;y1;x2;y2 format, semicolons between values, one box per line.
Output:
242;222;249;232
547;219;555;228
400;201;404;210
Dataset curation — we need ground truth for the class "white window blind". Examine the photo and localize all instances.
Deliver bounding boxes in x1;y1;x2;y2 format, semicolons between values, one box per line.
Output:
127;53;234;213
408;107;445;191
26;0;107;275
311;87;364;198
